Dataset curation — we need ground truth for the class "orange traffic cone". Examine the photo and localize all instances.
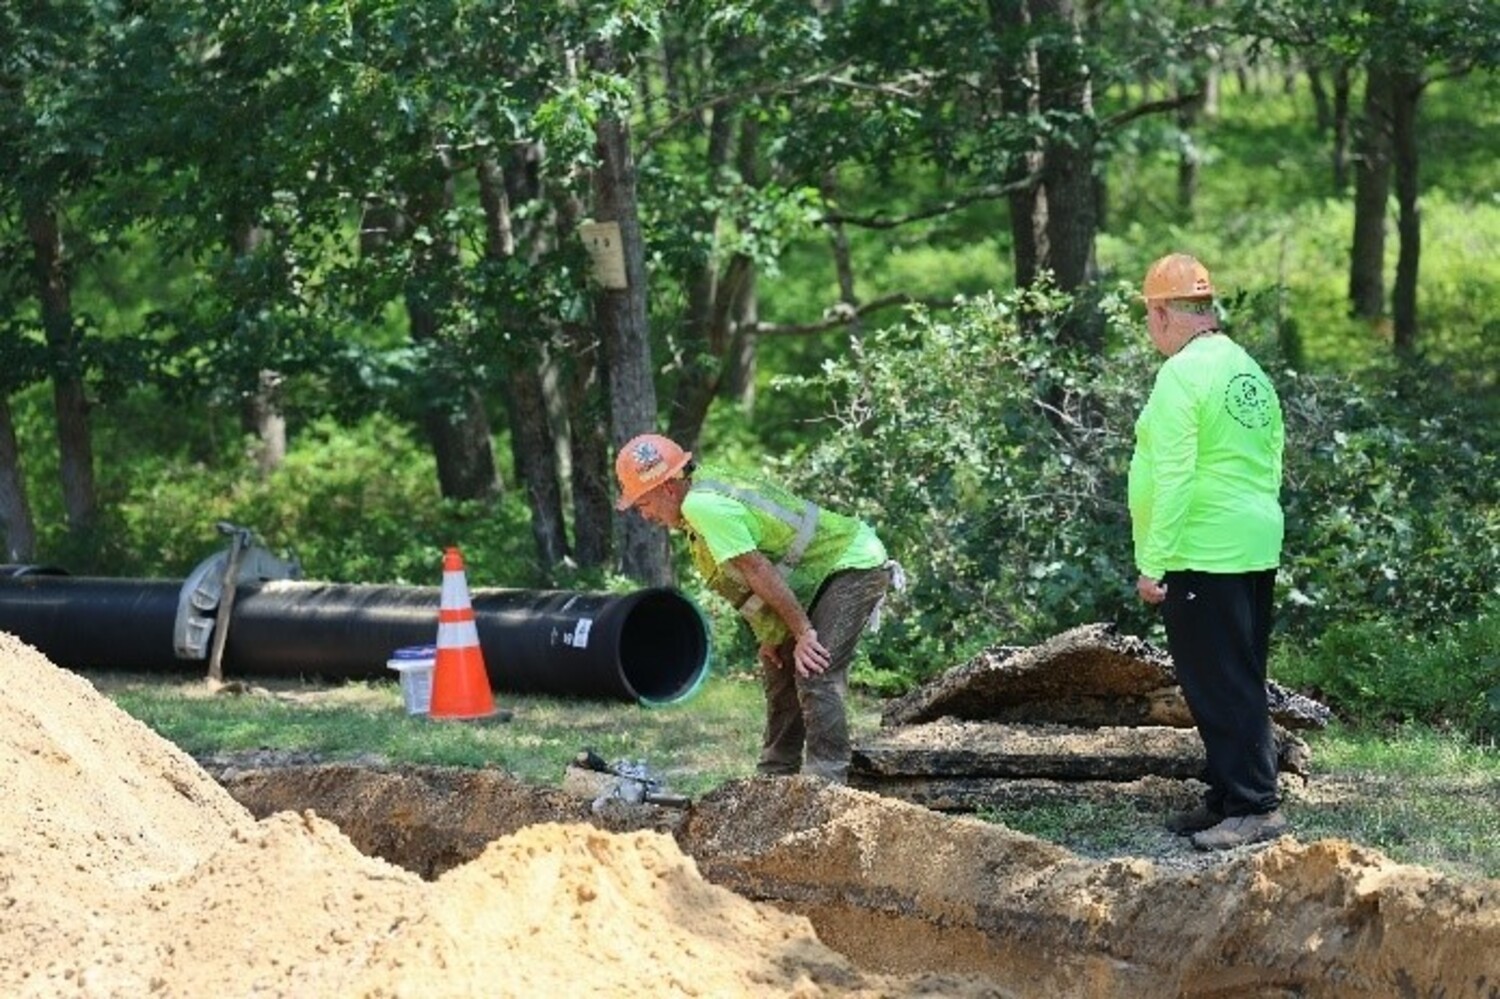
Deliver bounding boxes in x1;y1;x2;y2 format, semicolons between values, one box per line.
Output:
427;546;497;721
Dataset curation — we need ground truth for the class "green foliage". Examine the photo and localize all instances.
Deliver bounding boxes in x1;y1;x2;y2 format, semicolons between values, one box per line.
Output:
5;4;1496;748
1275;361;1498;638
1273;604;1500;740
774;284;1153;678
1301;718;1497;773
231;415;543;586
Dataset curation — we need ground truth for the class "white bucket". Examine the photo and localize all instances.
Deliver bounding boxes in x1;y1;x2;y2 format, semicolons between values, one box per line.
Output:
387;645;436;715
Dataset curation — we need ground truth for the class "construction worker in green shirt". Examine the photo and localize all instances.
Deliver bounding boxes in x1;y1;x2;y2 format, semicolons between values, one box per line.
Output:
615;433;897;783
1129;252;1289;851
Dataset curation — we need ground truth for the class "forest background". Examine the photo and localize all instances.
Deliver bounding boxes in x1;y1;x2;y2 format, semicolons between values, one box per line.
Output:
2;0;1496;741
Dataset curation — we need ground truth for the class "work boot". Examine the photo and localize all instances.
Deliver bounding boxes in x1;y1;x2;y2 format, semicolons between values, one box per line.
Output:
1190;810;1288;852
1165;803;1223;835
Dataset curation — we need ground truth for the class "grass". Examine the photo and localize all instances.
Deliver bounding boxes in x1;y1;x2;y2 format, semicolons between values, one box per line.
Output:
986;724;1500;882
95;670;1500;883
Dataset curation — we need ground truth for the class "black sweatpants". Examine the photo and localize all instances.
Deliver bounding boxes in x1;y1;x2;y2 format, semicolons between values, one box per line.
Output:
1160;568;1279;817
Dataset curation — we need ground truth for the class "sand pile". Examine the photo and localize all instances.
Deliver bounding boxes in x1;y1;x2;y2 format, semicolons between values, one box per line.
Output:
0;633;1007;997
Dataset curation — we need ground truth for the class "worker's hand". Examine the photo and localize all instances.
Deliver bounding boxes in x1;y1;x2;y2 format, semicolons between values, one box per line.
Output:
1136;575;1167;605
758;643;785;671
791;628;832;678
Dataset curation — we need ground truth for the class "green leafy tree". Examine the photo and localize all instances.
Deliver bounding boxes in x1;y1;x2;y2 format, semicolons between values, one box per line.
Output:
1233;0;1500;353
0;0;123;542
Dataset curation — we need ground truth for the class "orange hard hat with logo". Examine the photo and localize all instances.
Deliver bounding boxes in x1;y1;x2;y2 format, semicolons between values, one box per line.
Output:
1142;253;1214;303
615;433;692;511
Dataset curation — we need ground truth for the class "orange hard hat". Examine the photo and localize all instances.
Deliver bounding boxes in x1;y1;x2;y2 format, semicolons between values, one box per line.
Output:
615;433;692;511
1142;253;1214;303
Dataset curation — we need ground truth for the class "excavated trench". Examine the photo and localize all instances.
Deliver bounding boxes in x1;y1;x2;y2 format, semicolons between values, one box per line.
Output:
212;762;1500;997
202;625;1498;998
5;623;1498;998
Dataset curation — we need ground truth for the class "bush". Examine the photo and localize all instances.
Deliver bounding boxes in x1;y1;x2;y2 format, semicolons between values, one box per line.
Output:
1275;361;1499;638
1274;602;1500;742
775;283;1154;680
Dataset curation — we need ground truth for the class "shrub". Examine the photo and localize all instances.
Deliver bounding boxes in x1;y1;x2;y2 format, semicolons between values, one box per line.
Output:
774;283;1154;679
1274;602;1500;742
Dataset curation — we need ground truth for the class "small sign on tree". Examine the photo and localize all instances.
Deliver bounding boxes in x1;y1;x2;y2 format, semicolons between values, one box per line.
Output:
579;221;627;289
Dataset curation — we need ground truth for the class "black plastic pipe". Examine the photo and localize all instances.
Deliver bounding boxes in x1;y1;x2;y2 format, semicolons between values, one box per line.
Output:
0;573;710;706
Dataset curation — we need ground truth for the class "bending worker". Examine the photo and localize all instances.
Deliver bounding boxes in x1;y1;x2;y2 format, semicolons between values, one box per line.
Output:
615;434;896;783
1129;253;1289;851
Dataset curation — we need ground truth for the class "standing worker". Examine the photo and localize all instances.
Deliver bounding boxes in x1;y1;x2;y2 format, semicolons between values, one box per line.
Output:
1128;253;1289;851
615;434;897;783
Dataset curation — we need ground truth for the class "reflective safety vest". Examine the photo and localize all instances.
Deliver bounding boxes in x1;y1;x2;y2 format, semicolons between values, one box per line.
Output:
681;467;878;646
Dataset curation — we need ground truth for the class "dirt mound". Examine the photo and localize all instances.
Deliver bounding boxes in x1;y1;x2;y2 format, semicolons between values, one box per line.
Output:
0;632;1010;997
0;633;251;884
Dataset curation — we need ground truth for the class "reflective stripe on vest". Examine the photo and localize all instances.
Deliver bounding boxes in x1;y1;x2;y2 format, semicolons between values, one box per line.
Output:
692;478;820;621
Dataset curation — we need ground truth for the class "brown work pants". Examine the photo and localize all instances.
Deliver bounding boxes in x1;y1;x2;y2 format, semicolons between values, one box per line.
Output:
758;565;892;783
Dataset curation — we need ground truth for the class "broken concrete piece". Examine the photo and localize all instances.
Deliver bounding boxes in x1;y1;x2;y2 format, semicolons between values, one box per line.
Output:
855;720;1212;781
881;622;1331;731
881;623;1173;728
846;773;1208;814
851;719;1311;785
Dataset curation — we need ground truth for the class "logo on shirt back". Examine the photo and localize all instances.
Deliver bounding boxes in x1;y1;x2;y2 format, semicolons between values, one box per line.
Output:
1226;374;1273;429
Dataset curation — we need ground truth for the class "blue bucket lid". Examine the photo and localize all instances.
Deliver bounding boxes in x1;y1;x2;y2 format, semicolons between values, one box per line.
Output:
391;644;437;660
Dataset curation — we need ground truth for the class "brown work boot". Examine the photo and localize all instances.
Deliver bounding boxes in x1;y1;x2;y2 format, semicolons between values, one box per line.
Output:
1165;804;1223;835
1190;810;1288;851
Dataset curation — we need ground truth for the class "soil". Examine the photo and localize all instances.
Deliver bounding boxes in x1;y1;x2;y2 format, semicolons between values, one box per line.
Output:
4;630;1498;998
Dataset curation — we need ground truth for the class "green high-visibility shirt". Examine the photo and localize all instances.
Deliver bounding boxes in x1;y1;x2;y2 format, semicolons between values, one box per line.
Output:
680;465;886;646
1128;334;1285;580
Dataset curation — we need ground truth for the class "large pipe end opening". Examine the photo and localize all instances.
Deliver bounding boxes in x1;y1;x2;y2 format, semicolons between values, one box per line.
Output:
617;589;711;706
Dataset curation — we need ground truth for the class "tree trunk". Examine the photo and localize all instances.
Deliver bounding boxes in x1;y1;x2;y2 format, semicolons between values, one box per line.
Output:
550;178;613;570
721;266;759;411
1176;77;1207;219
1032;0;1097;298
1308;67;1332;132
241;369;287;475
1389;71;1422;356
823;167;862;336
666;106;736;452
1030;0;1102;351
505;362;570;570
1201;53;1221;119
561;322;612;569
1348;67;1393;320
988;0;1041;291
410;303;502;502
24;202;96;534
404;153;502;502
231;223;286;477
0;397;38;562
590;43;671;586
478;154;569;570
1331;63;1352;193
720;116;762;411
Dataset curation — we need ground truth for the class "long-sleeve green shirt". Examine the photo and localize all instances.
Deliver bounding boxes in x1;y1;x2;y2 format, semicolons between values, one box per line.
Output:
1128;334;1285;580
